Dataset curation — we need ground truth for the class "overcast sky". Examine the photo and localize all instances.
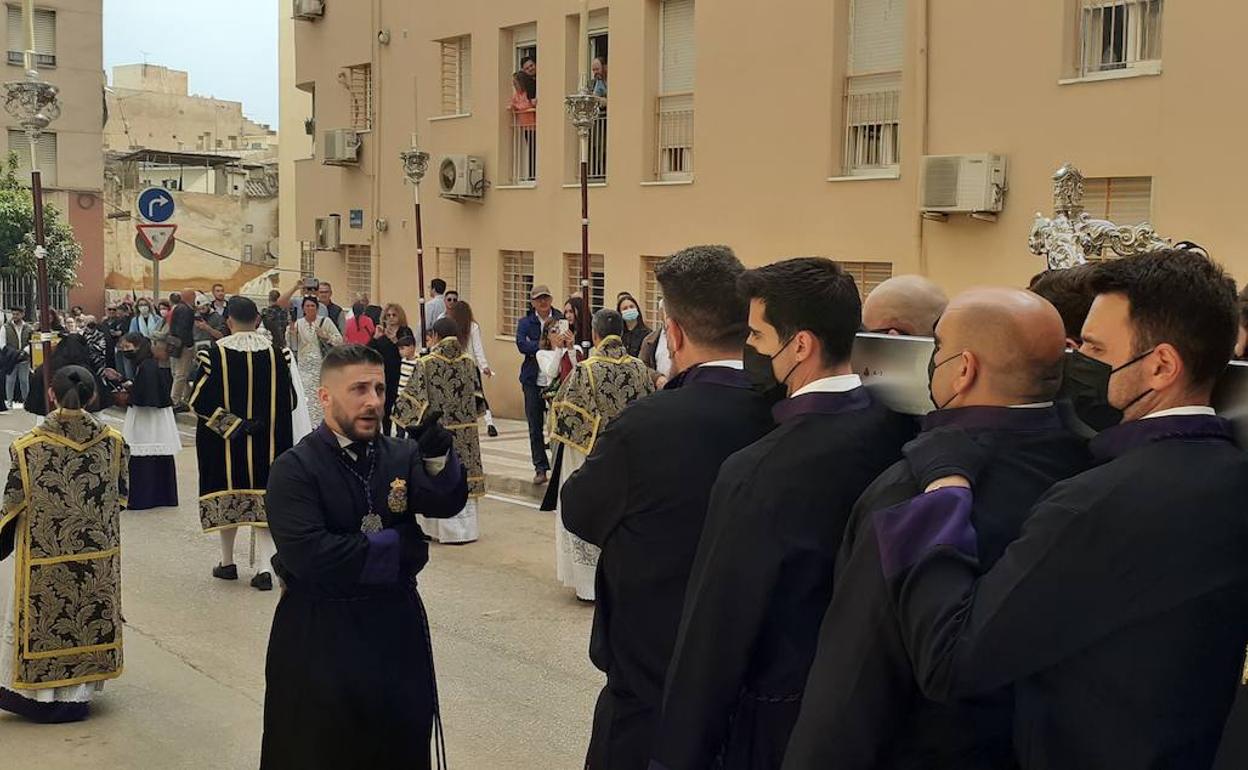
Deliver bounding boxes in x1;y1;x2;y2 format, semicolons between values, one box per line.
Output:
103;0;279;128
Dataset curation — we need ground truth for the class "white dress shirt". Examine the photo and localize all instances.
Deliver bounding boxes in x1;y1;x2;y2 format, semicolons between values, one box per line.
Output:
790;373;863;398
1141;405;1217;420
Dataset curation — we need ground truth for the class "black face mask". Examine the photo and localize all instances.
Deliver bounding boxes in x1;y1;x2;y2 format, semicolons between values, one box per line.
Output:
1060;349;1155;432
927;349;962;410
743;335;799;399
122;349;139;360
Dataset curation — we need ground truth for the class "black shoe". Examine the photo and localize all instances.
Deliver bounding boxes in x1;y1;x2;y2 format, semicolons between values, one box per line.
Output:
250;572;273;591
487;424;499;438
212;563;238;581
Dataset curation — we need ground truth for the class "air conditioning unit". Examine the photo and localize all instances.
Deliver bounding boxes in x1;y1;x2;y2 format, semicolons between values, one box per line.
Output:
293;0;324;21
315;214;341;250
920;154;1007;214
438;155;486;199
322;129;360;166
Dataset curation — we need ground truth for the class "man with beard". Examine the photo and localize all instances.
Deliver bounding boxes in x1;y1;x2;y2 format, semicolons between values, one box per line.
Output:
783;288;1091;769
261;344;468;769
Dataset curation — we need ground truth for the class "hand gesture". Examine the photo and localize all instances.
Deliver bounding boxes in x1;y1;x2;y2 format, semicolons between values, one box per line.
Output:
406;409;454;458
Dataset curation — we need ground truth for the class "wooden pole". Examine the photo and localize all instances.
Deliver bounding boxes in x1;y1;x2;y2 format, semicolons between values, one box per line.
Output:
31;167;51;393
414;186;427;346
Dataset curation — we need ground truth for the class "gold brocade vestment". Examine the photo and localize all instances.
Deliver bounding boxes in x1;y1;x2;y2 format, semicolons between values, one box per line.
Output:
550;335;655;454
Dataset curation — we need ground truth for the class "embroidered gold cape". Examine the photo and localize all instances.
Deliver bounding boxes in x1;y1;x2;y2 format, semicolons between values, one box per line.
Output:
550;335;655;455
392;337;485;497
0;410;128;690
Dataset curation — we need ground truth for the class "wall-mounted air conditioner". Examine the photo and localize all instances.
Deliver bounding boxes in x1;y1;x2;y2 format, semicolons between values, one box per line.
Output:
920;154;1007;214
315;214;341;250
438;155;486;200
293;0;324;21
322;129;360;166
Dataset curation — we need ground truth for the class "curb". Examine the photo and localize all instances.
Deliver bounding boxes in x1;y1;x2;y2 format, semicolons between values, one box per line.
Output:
485;473;547;504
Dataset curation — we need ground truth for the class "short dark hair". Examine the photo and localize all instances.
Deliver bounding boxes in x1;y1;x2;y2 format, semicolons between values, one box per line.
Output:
1238;284;1248;333
445;290;459;299
431;316;459;340
1029;264;1097;341
397;335;417;348
301;295;319;310
268;289;281;302
593;308;624;340
521;56;535;66
655;245;749;350
431;278;447;294
212;283;224;291
738;257;861;366
121;332;152;362
320;343;384;378
226;296;259;324
1089;247;1237;388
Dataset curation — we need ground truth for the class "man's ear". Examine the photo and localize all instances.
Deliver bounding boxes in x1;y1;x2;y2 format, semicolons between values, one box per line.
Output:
666;317;684;353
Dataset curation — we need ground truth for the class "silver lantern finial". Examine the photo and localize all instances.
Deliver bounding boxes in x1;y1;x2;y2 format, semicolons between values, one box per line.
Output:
400;145;430;186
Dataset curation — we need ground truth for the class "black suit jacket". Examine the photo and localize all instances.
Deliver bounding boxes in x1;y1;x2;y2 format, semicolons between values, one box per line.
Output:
563;366;774;709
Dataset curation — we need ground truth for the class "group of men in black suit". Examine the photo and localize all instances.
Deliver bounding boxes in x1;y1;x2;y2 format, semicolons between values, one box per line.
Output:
561;244;1248;770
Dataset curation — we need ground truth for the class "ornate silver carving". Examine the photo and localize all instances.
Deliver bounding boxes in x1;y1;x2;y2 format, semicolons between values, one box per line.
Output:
1029;162;1169;270
564;92;604;136
400;146;430;185
3;73;60;140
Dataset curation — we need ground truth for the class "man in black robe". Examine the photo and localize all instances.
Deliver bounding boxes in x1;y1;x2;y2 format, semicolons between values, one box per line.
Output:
783;288;1091;770
262;344;468;770
650;258;915;770
882;248;1248;769
561;246;774;770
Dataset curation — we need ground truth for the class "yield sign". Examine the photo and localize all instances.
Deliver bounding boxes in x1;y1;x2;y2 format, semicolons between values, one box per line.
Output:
137;223;177;258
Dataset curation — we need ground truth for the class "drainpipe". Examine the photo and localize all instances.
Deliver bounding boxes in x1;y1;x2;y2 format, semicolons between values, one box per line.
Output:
370;0;383;301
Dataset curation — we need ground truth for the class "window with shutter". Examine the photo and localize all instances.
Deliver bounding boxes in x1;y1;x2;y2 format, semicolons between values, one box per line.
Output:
656;0;696;180
346;64;373;132
439;36;471;116
565;253;606;313
300;241;316;278
8;129;56;186
499;251;535;336
842;0;904;175
837;260;894;301
6;6;54;67
1078;0;1163;76
1083;176;1152;224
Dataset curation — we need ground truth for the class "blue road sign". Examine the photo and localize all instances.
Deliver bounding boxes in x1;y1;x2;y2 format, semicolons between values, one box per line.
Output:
137;186;176;223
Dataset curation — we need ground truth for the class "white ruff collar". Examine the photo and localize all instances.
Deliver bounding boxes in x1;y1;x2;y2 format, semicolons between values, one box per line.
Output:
219;330;273;352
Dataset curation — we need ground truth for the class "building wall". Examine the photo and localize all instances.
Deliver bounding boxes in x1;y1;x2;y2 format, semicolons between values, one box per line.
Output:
278;0;313;290
290;0;1248;418
0;0;105;313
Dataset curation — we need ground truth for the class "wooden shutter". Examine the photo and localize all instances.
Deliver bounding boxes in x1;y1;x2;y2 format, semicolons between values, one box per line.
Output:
513;23;537;47
1084;176;1152;223
458;37;472;112
9;129;55;186
6;7;20;55
440;37;471;115
838;260;894;301
33;8;53;56
661;0;696;93
348;65;372;131
849;0;905;74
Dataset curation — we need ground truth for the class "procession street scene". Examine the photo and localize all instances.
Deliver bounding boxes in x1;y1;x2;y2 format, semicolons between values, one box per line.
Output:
7;1;1248;769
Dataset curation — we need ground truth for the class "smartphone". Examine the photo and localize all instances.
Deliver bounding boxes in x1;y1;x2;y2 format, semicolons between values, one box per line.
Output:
303;276;320;291
556;320;570;335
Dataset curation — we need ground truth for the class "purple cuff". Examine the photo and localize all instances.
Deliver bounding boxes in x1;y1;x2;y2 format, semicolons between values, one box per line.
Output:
873;487;978;580
360;529;400;585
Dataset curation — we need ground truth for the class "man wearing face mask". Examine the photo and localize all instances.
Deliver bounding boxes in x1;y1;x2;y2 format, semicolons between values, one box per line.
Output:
650;257;914;770
784;288;1090;770
880;248;1248;770
560;245;774;770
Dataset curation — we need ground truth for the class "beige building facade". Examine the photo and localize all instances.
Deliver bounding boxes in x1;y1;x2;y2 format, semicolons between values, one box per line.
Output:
1;0;105;313
282;0;1246;417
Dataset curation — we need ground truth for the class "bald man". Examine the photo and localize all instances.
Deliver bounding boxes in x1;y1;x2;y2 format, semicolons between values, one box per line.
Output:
783;288;1091;770
861;275;948;336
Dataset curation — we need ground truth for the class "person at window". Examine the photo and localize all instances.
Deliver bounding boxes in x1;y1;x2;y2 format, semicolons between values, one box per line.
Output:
516;285;564;485
592;56;608;98
522;56;537;97
343;300;376;346
509;72;538;181
617;292;650;358
118;332;179;511
369;303;414;436
425;278;448;333
448;299;499;437
289;295;344;426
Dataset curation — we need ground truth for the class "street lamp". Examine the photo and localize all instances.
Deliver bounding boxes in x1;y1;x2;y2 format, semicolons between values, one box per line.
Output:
400;139;431;344
564;89;603;347
3;0;61;391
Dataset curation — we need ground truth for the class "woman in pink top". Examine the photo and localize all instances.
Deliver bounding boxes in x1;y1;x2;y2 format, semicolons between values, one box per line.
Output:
509;72;537;181
342;300;376;345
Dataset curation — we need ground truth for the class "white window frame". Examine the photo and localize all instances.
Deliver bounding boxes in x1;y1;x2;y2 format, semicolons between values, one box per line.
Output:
1078;0;1163;77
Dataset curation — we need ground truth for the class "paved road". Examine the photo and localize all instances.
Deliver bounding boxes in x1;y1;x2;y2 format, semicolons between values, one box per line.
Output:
0;408;601;769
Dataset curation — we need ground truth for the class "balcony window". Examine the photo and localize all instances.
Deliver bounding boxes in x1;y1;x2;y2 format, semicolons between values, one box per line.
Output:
842;0;904;175
585;26;609;182
499;251;535;335
439;36;471;116
1079;0;1163;76
504;24;538;184
655;0;695;180
6;6;54;68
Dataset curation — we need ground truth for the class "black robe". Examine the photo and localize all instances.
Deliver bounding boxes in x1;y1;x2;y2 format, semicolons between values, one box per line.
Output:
561;365;775;770
261;425;469;770
131;357;173;408
651;388;915;770
882;414;1248;770
783;406;1090;770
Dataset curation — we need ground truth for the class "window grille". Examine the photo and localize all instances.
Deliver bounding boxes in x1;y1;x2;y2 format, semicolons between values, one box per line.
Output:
842;0;904;174
656;0;695;180
499;250;535;335
564;253;606;313
641;256;664;324
1079;0;1163;76
343;244;372;299
347;64;373;132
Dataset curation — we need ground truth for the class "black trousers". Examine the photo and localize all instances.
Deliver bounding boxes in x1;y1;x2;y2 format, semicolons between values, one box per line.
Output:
522;382;549;472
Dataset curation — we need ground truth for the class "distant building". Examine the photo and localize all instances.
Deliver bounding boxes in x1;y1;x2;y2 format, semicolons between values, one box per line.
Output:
103;64;280;299
0;0;105;314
